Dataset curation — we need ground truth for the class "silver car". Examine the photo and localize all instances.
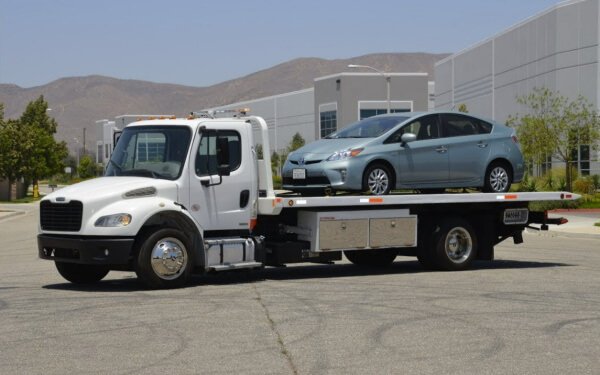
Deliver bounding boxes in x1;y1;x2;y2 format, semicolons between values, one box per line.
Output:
282;112;524;195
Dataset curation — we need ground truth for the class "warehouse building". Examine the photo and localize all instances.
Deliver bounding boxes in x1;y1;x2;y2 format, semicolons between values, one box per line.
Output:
435;0;599;175
205;72;429;156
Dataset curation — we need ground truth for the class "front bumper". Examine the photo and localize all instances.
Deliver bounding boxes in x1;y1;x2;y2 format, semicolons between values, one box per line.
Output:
38;234;135;265
282;159;364;192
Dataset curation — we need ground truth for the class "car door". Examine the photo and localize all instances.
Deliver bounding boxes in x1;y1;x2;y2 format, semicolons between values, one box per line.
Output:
440;113;492;185
187;123;255;234
385;114;450;186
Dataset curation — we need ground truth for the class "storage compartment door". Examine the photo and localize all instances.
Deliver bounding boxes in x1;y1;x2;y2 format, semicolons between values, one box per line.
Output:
319;219;368;250
369;217;417;248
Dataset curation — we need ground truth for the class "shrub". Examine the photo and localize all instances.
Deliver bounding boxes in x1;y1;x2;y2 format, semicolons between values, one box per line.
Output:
573;177;595;194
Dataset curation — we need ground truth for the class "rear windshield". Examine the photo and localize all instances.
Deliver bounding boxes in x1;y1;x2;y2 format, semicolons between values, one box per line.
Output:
326;116;409;139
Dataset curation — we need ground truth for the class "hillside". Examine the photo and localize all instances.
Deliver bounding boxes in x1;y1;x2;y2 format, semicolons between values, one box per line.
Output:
0;52;448;151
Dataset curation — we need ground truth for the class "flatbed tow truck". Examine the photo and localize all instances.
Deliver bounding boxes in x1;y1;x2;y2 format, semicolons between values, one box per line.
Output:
37;111;578;288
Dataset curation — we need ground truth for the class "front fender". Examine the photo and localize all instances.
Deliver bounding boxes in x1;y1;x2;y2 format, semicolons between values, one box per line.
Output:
82;197;204;237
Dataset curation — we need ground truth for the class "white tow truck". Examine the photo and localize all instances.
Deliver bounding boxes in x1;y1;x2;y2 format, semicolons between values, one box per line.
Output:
38;111;578;288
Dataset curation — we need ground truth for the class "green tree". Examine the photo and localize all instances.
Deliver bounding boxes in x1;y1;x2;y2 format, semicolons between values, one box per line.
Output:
77;155;96;179
507;87;600;191
271;151;280;175
255;143;264;159
18;96;68;188
288;132;305;153
0;119;22;199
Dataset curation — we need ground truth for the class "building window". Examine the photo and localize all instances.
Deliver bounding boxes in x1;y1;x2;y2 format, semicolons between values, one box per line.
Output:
320;110;337;138
579;145;590;176
360;108;409;120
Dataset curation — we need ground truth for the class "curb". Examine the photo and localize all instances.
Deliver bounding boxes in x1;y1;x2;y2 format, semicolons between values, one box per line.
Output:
0;210;26;222
525;228;600;239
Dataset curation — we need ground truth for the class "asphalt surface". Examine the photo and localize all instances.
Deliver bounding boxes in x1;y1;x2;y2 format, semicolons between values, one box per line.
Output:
1;205;599;374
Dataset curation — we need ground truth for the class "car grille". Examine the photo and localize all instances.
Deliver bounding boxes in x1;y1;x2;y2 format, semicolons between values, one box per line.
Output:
282;176;330;186
289;160;322;165
40;200;83;231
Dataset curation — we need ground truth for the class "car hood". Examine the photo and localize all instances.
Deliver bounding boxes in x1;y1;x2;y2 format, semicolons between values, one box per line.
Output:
288;138;370;161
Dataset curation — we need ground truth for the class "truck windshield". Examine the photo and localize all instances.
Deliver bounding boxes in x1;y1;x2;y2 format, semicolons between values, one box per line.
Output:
105;126;192;180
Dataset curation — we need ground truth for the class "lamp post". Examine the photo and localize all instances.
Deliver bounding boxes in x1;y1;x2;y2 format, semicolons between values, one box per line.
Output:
348;64;391;114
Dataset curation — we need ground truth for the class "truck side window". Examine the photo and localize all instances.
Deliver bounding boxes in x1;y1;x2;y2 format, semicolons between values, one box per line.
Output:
195;130;242;176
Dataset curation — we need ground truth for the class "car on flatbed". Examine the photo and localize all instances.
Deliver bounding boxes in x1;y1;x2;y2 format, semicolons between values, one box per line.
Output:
282;111;524;195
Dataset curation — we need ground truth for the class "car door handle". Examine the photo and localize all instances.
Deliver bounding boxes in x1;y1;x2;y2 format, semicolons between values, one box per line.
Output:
435;146;448;153
477;142;488;148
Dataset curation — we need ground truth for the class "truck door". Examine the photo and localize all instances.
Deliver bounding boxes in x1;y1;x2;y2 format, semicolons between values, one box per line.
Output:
188;124;256;234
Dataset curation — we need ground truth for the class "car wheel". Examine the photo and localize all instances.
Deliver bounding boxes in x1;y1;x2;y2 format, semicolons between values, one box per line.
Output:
55;262;110;284
484;162;512;193
134;228;194;289
363;163;393;195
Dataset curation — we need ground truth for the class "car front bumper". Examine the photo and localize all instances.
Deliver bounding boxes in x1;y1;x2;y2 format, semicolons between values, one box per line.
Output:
282;159;365;192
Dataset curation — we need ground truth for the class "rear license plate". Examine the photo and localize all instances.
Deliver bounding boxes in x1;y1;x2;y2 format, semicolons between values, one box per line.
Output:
292;168;306;180
503;208;529;225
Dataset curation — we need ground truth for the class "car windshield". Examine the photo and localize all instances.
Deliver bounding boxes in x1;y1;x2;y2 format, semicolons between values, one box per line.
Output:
325;116;409;139
105;126;192;180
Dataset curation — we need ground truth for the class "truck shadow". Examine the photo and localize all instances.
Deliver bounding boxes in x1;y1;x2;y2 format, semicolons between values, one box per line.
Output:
42;259;572;292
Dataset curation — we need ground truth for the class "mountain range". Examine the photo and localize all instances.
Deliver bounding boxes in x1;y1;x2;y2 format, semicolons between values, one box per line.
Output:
0;52;449;153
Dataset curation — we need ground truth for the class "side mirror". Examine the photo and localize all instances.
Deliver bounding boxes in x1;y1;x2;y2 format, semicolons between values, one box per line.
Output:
401;133;417;145
217;165;230;177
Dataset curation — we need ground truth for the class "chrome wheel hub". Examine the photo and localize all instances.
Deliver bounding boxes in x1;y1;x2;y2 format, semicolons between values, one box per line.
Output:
490;167;509;192
445;227;472;264
150;237;188;280
368;168;389;195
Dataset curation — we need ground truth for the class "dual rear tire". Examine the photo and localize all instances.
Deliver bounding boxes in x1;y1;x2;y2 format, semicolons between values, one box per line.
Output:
417;217;478;271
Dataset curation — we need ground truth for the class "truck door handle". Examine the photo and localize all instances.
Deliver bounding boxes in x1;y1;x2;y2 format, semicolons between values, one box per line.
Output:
435;146;448;153
477;142;488;148
240;190;250;208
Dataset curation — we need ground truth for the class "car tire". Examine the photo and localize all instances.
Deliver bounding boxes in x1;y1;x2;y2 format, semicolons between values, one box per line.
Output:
344;249;398;267
134;228;194;289
483;161;512;193
55;262;110;284
363;163;393;195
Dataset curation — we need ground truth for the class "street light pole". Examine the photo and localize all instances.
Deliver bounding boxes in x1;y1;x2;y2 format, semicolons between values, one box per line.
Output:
348;64;391;114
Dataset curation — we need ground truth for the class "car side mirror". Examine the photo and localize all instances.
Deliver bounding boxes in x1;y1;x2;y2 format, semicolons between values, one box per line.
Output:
401;133;417;145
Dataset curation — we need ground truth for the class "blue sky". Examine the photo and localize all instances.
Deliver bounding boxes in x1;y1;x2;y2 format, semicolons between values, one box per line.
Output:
0;0;561;88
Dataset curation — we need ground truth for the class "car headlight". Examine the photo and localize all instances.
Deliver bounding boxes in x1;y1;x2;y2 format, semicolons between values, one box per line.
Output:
94;213;132;227
326;148;363;161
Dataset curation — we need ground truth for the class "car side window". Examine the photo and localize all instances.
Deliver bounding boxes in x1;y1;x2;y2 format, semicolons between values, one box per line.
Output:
384;114;440;143
195;130;241;177
441;114;483;137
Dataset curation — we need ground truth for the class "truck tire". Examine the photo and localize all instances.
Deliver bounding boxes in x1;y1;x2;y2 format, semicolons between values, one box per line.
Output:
55;262;110;284
344;249;398;267
134;228;194;289
430;217;478;271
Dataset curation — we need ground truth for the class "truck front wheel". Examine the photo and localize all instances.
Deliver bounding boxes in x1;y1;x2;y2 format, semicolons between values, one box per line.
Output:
55;262;110;284
344;249;398;267
134;228;194;289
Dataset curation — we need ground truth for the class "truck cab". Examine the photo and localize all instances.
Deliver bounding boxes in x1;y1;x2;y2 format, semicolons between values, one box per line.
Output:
39;112;271;288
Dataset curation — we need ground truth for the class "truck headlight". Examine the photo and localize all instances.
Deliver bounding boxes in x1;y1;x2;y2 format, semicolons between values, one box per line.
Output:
94;213;132;227
326;148;363;161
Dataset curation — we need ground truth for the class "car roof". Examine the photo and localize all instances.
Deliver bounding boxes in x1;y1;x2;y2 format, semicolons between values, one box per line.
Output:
372;111;496;124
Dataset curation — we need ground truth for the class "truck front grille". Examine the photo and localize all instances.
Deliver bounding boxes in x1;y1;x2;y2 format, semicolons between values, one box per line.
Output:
40;200;83;232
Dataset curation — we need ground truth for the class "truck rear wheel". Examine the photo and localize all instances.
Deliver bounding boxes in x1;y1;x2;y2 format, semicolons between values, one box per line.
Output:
344;249;398;267
431;217;478;271
134;228;194;289
55;262;110;284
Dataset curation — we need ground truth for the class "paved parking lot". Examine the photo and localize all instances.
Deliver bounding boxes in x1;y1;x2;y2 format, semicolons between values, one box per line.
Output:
1;205;599;374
